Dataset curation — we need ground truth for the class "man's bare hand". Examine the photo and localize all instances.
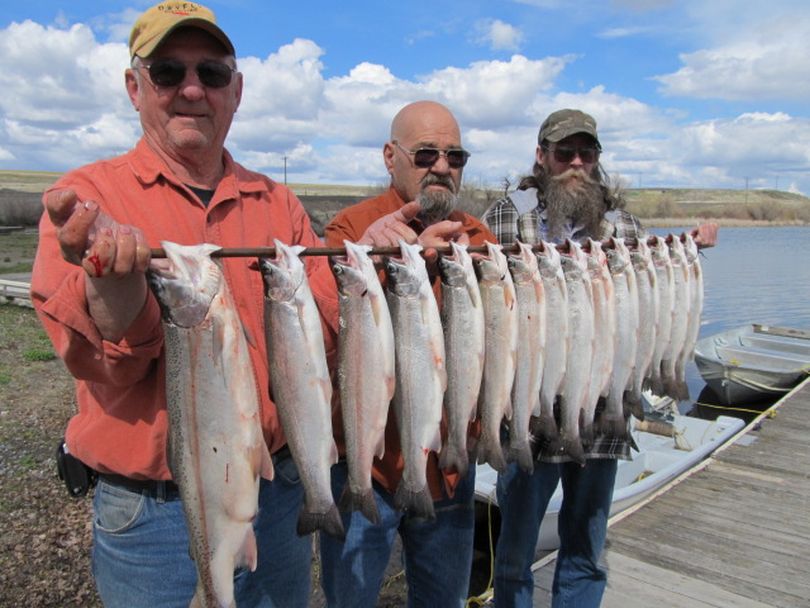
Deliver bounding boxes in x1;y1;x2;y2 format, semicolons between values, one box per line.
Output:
358;201;422;248
44;189;151;277
691;222;718;249
417;220;468;264
45;188;151;341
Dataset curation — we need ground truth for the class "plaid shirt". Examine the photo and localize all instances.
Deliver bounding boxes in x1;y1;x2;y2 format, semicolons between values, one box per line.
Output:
483;187;646;462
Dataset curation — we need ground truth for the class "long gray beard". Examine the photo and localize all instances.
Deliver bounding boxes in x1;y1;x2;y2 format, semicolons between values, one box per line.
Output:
417;176;458;225
542;169;605;241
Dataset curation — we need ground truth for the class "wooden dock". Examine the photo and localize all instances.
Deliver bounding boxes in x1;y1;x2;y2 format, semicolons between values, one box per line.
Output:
531;377;810;607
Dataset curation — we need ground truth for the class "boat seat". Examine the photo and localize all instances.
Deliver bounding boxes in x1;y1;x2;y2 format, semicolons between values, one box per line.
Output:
714;345;810;371
741;335;810;358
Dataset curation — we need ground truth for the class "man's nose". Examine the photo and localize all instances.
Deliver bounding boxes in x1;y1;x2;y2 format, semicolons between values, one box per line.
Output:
569;152;586;168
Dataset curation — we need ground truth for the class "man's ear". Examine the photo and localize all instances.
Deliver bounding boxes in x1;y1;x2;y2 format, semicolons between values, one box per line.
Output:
535;144;546;168
125;69;140;111
383;142;395;176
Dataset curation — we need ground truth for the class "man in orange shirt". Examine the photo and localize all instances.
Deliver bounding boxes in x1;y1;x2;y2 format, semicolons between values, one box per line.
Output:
319;100;495;607
30;3;337;606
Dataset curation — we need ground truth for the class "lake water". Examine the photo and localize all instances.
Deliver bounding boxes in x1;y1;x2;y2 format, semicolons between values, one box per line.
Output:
649;225;810;419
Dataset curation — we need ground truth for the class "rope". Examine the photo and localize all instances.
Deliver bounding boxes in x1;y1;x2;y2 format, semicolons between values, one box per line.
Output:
694;400;778;418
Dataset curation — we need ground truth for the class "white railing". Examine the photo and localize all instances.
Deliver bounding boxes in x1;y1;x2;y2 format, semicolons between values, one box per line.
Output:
0;279;32;307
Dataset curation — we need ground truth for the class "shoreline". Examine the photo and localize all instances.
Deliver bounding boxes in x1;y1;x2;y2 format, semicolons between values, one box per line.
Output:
640;217;809;228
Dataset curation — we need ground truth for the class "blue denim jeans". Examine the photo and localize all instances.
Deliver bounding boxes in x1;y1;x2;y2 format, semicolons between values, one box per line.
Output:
494;458;617;608
319;461;476;607
92;453;311;607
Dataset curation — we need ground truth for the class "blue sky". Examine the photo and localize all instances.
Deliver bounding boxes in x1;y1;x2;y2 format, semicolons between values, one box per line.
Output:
1;0;808;195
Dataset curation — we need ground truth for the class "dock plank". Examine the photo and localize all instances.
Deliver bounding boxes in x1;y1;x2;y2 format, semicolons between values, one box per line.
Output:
531;378;810;607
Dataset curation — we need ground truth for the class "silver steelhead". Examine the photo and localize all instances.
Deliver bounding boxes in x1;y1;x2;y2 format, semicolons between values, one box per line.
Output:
332;241;395;525
627;237;658;420
507;241;546;473
149;242;274;608
438;241;485;477
661;235;691;401
261;240;344;539
534;241;567;446
385;240;446;519
558;240;594;464
475;241;518;473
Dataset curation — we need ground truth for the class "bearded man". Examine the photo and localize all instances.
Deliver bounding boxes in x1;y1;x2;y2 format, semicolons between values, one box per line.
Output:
320;100;496;607
484;108;717;608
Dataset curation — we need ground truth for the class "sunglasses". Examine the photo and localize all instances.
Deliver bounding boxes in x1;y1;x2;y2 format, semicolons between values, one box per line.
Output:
546;144;601;164
394;141;470;169
139;58;237;89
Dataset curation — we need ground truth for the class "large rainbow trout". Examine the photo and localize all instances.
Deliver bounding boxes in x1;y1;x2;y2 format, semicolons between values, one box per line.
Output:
148;242;274;608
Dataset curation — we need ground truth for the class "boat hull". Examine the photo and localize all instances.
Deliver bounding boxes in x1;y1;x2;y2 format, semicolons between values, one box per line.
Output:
693;324;810;406
474;414;745;551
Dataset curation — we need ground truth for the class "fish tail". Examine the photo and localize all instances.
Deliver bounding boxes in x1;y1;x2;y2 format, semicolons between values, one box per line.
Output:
297;505;346;540
529;413;559;442
645;374;664;396
438;443;470;477
580;422;595;449
476;437;507;473
595;414;629;441
393;483;436;520
622;391;646;421
506;442;534;474
561;433;586;466
662;377;689;402
338;486;380;526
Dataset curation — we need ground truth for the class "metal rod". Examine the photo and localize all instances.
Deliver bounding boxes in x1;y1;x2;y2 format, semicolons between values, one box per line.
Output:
148;235;678;259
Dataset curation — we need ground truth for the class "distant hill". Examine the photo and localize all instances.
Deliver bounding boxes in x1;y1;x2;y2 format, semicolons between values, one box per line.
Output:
1;170;808;231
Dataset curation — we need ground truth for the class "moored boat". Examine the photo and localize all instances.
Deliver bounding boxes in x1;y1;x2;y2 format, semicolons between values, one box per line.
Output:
474;413;745;551
693;324;810;406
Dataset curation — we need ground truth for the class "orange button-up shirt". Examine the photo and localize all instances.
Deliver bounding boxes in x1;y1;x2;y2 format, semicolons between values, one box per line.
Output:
324;186;496;498
31;138;339;481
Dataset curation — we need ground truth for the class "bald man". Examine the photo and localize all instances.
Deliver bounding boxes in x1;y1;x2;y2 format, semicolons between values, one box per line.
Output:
320;101;496;607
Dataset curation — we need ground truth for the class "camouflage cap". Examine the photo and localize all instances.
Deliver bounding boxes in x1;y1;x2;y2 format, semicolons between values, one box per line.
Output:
129;1;235;59
538;109;599;145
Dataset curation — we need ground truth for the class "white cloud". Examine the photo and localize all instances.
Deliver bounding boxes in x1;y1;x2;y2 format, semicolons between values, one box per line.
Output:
0;14;807;195
654;15;810;101
473;19;524;52
597;25;658;39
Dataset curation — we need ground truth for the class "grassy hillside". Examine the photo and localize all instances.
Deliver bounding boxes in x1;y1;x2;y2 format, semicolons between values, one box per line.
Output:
1;169;809;227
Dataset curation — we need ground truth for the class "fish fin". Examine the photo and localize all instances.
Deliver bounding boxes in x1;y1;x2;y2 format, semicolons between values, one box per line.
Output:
297;504;346;540
260;443;274;481
235;528;259;573
339;486;380;525
329;439;340;465
438;442;469;477
385;373;396;402
375;433;386;460
370;291;383;327
393;483;436;520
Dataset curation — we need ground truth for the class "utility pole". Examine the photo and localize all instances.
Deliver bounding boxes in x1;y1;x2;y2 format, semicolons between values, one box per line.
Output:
745;176;749;204
775;176;779;191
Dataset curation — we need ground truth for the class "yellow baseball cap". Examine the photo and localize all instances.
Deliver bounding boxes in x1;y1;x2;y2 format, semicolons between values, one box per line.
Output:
129;1;235;59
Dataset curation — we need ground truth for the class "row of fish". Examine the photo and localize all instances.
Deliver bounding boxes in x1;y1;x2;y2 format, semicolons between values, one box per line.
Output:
146;232;702;604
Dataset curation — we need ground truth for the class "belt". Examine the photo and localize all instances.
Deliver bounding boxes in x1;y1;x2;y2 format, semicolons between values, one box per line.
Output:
98;473;180;498
272;445;292;463
99;447;290;496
